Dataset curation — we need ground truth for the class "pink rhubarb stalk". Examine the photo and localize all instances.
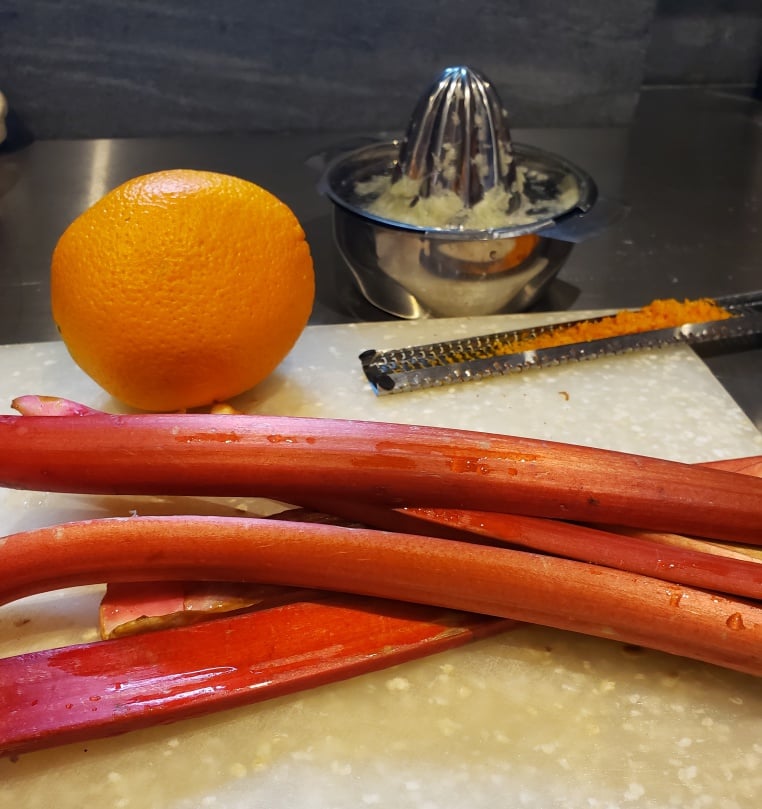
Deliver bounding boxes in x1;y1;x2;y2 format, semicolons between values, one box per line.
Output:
303;497;762;601
0;408;761;543
1;515;762;677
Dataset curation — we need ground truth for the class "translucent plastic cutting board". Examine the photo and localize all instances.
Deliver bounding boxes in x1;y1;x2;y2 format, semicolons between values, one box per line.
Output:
2;312;762;809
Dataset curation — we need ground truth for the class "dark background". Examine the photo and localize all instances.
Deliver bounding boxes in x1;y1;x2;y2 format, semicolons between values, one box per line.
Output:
0;0;759;426
1;0;759;140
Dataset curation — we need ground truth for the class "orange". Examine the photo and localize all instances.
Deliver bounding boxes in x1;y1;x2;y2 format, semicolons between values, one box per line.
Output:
51;169;315;411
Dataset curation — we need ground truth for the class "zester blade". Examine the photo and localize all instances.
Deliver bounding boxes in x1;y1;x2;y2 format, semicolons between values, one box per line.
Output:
360;292;762;395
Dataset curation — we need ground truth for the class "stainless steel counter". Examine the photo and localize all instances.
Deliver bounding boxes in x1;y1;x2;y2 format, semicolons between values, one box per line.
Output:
0;88;760;428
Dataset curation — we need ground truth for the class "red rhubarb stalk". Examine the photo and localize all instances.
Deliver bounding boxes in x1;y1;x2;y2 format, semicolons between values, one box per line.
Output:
703;456;762;476
2;593;509;757
1;410;760;543
10;394;102;416
1;515;762;677
98;508;366;638
595;455;762;564
301;455;762;599
99;580;324;638
303;498;762;601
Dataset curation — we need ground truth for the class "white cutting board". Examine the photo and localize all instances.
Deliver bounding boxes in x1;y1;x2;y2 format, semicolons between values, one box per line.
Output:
2;312;762;809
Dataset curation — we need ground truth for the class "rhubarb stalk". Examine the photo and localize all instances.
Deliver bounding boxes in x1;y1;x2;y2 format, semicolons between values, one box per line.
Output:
2;593;509;757
1;515;762;676
302;498;762;601
0;411;760;543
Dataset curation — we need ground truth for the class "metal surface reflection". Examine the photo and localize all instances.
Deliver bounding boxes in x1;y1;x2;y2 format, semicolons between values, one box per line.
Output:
0;88;759;426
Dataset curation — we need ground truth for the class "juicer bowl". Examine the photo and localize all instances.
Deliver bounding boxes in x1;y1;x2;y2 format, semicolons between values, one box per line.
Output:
321;139;596;319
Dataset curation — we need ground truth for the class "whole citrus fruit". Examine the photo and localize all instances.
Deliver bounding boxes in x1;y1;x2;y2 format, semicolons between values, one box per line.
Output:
51;169;314;411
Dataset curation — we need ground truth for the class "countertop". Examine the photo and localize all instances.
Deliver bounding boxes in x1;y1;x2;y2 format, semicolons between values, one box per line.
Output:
2;86;762;806
0;87;760;427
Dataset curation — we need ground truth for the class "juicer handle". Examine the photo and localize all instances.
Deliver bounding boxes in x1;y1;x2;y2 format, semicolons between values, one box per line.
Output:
538;196;630;243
